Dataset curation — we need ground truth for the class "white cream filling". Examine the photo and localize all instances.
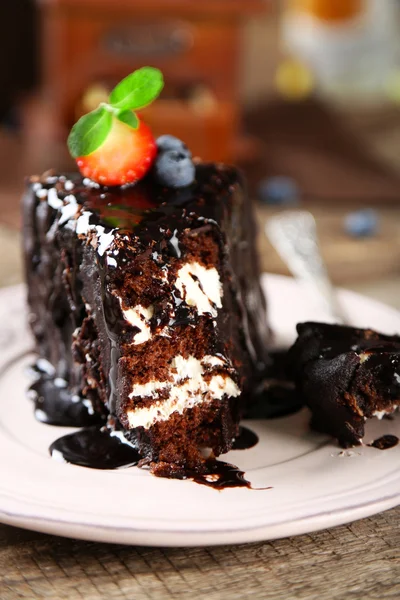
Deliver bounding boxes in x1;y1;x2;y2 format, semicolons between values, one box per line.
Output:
126;354;239;429
117;261;223;345
121;302;154;345
202;355;225;368
175;262;222;318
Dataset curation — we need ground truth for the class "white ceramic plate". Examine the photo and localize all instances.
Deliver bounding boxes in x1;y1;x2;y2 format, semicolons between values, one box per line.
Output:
0;275;399;546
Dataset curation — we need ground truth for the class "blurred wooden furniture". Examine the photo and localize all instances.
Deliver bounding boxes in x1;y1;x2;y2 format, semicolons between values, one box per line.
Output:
32;0;268;162
0;0;37;120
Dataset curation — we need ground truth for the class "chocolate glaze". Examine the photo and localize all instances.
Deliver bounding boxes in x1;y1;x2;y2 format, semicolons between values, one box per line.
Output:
247;380;300;420
27;360;106;427
368;435;399;450
30;377;105;427
231;426;258;450
289;322;400;447
49;426;141;469
245;350;302;419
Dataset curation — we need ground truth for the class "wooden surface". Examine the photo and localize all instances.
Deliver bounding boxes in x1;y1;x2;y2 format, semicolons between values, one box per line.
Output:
1;508;399;600
257;205;400;285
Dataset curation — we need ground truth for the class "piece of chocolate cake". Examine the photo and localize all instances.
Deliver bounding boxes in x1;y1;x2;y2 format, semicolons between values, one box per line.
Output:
289;322;400;447
23;164;269;474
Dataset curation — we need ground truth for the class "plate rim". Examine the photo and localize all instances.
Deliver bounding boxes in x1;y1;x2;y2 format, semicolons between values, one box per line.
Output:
1;488;399;547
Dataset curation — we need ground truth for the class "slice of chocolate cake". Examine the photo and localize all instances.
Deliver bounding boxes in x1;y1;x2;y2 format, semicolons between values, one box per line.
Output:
289;322;400;447
23;163;269;474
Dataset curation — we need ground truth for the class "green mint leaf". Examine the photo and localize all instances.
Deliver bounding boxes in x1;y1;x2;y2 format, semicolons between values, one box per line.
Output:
109;66;164;111
116;109;139;129
67;106;112;158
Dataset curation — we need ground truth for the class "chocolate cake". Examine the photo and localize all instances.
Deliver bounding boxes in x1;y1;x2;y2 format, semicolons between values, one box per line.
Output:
289;322;400;447
23;163;269;474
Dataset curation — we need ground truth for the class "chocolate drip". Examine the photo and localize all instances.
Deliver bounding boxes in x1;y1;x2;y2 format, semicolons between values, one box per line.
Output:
28;361;105;427
30;378;104;427
368;435;399;450
231;426;258;450
49;426;141;469
190;460;251;489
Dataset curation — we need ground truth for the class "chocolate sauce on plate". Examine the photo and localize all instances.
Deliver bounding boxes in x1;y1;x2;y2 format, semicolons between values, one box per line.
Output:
231;426;259;450
49;426;141;469
190;460;251;490
368;434;399;450
49;425;264;490
190;459;272;491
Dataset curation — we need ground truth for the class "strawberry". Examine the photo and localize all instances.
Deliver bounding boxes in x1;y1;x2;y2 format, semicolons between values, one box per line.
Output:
76;117;157;187
67;67;164;187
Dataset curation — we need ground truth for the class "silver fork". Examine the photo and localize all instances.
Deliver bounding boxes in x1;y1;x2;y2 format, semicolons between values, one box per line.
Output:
265;210;346;324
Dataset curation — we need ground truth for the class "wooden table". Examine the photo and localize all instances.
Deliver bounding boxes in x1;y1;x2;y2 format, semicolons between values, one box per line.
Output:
1;509;399;599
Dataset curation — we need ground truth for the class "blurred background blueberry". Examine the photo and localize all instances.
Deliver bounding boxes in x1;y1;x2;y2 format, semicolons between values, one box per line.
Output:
344;209;379;238
257;176;300;206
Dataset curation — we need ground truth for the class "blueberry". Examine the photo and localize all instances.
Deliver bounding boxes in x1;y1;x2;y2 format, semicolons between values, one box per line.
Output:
156;135;191;158
258;176;299;205
344;209;379;238
154;150;196;188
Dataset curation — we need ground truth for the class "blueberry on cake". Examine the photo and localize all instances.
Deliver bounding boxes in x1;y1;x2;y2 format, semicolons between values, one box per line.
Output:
289;322;400;447
23;68;269;475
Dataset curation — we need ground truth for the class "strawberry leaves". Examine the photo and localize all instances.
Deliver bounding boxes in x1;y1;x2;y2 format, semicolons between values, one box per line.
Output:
67;67;163;158
68;106;112;159
116;110;139;129
109;67;164;111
